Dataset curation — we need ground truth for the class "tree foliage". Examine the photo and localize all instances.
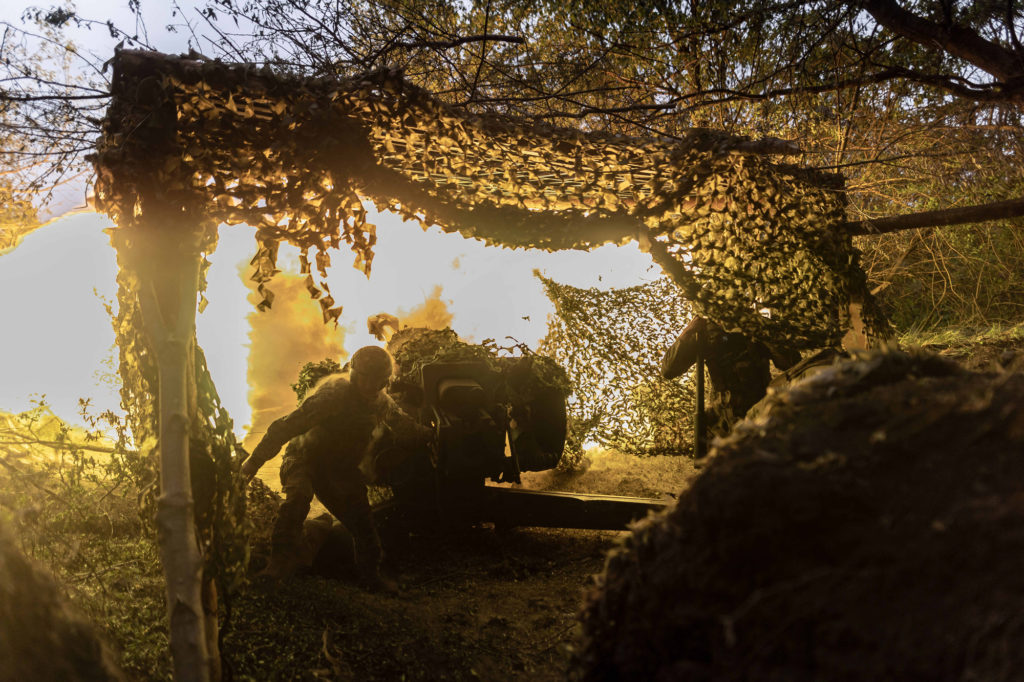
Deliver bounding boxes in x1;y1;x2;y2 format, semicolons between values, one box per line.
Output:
190;1;1024;130
0;11;116;210
0;182;38;251
291;357;343;402
186;0;1024;332
5;2;1023;335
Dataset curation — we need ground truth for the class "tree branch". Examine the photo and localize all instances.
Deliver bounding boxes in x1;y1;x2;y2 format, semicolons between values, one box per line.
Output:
859;0;1024;82
394;33;524;50
0;91;111;102
0;437;137;456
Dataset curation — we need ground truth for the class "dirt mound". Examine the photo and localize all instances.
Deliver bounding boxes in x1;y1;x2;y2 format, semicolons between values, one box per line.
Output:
0;527;126;682
575;350;1024;681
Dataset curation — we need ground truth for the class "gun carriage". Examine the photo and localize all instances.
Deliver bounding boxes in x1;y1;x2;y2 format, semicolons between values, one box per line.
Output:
366;331;666;535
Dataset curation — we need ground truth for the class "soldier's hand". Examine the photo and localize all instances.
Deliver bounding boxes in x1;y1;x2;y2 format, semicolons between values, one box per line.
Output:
240;456;261;483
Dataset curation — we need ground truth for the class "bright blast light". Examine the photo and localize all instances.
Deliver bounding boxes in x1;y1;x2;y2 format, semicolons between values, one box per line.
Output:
0;213;121;420
0;206;656;442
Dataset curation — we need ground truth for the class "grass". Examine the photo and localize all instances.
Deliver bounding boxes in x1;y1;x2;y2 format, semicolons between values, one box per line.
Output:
1;453;173;679
3;417;681;681
897;320;1024;350
518;446;698;499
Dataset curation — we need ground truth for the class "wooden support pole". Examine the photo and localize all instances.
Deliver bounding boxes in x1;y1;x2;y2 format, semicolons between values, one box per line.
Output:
105;62;219;680
134;229;211;682
694;321;707;460
846;196;1024;236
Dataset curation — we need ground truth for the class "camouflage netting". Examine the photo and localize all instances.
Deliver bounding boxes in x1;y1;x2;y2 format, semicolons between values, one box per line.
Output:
386;327;570;408
279;328;570;408
91;50;879;347
539;275;697;456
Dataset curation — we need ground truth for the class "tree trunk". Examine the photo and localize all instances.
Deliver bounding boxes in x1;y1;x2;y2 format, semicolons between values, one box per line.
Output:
136;231;212;682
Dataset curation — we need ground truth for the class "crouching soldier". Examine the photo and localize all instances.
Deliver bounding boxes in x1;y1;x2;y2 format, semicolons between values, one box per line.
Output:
241;346;430;591
662;316;801;437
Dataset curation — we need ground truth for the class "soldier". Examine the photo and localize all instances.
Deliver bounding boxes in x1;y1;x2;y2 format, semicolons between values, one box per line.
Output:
662;316;801;437
241;346;429;590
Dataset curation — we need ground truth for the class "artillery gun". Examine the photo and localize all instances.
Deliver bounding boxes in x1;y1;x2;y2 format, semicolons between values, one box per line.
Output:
367;329;666;536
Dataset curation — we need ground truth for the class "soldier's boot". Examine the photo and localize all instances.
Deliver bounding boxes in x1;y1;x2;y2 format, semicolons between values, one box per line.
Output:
260;550;302;581
263;494;314;581
301;513;337;561
355;536;397;594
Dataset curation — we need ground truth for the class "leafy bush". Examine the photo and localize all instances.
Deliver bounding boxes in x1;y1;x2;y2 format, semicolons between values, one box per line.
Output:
858;223;1024;336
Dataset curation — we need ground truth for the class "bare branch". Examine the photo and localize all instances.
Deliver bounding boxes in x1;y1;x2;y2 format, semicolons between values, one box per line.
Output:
859;0;1024;82
0;91;110;102
393;33;524;50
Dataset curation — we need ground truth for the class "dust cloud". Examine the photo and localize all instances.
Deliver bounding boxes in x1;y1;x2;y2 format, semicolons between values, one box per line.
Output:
519;448;696;500
241;266;345;453
395;284;453;330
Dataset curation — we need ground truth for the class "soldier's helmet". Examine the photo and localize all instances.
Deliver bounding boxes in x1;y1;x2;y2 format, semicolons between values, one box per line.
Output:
349;346;394;384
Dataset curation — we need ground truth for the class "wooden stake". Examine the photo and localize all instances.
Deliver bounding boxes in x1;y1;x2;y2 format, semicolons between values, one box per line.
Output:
694;320;707;460
135;230;212;682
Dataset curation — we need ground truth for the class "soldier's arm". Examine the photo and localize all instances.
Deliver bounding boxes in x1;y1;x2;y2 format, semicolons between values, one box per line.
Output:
381;396;433;445
242;387;337;479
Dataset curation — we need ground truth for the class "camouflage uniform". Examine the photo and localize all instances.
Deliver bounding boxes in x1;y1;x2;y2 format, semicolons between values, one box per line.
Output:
663;317;800;436
700;323;774;436
248;373;427;581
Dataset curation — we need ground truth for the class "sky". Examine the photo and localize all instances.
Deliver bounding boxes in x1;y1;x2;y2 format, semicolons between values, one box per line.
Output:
1;1;206;218
0;1;660;439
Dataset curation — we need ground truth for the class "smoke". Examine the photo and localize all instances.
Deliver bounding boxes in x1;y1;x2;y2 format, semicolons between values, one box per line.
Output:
396;285;453;330
241;266;346;452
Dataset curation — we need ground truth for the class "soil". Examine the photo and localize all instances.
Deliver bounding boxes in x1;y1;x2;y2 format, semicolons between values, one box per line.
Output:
576;347;1024;681
221;332;1024;681
228;526;614;680
228;452;697;681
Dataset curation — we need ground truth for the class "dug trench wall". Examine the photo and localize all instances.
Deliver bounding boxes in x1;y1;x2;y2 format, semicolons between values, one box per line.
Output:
0;528;126;682
575;350;1024;681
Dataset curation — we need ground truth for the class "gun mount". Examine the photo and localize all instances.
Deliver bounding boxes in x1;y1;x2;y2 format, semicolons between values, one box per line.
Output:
371;357;666;535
